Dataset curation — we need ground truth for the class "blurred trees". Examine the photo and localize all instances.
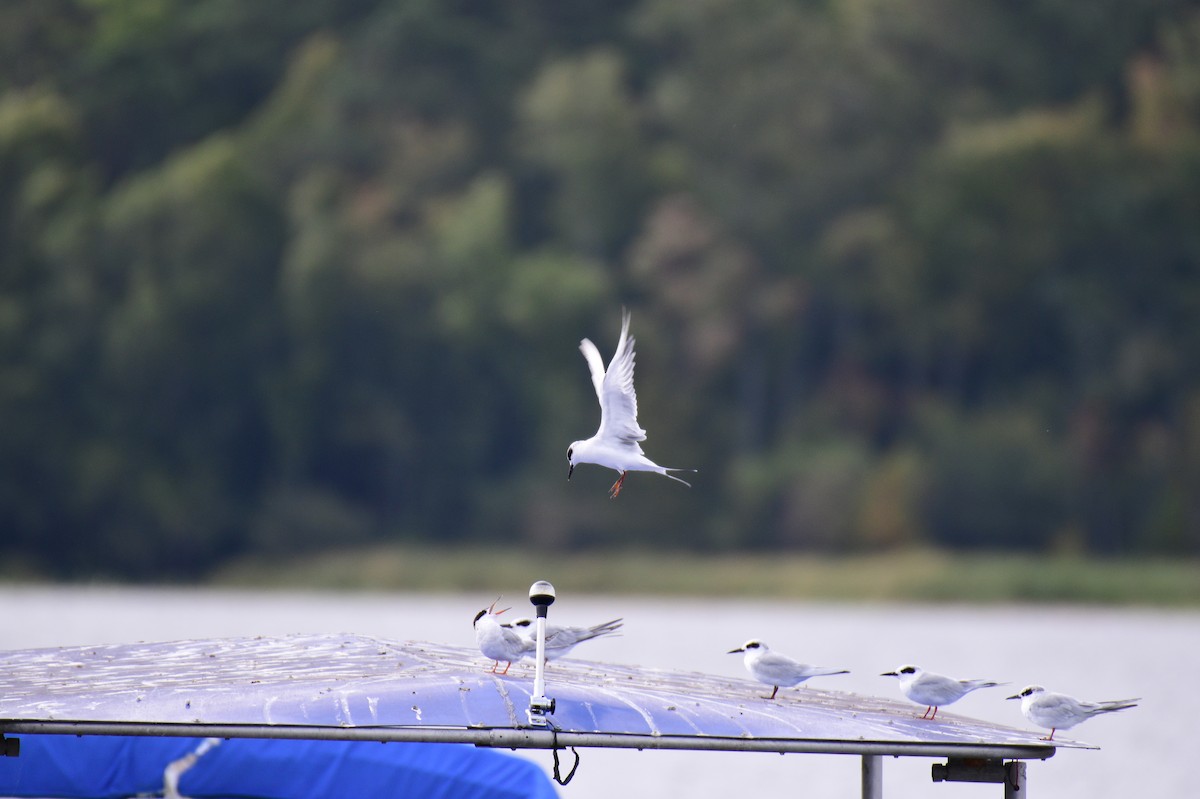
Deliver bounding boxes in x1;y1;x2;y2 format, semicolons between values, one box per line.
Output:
1;0;1199;578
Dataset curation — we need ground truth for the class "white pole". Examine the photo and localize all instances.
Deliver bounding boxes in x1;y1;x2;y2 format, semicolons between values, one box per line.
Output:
533;615;547;700
526;581;556;726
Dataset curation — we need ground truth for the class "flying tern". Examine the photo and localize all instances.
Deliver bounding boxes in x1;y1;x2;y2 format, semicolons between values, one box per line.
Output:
472;599;530;674
1007;685;1138;740
566;310;693;498
727;640;850;700
508;616;624;661
882;664;1003;719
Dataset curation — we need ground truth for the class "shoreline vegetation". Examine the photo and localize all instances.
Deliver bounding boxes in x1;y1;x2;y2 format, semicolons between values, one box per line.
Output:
205;546;1200;606
6;4;1200;580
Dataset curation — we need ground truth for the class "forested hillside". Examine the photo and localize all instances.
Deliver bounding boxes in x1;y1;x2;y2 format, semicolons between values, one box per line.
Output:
3;0;1199;578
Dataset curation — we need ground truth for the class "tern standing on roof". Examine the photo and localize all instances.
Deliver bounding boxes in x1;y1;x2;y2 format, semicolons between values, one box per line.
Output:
728;640;850;700
1007;685;1138;740
882;664;1003;720
566;310;694;498
473;600;529;675
508;617;624;661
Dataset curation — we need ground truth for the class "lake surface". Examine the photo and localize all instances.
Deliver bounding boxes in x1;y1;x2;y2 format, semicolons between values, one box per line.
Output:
0;586;1192;798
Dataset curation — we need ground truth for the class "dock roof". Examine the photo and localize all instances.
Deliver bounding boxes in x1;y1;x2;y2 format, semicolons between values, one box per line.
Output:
0;633;1074;761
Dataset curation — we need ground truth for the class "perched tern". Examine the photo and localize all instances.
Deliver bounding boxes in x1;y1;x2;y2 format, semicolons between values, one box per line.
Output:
472;599;530;674
508;616;624;661
566;310;694;498
882;664;1003;719
727;640;850;700
1007;685;1138;741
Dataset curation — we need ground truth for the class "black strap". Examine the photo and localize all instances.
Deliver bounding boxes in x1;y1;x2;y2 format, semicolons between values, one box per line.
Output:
549;725;581;785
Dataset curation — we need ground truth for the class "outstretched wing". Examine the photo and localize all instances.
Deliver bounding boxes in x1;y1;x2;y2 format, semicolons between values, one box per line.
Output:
595;310;647;447
578;338;606;400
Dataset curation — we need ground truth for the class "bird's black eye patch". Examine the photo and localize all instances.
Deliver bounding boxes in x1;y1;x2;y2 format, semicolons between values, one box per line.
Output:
567;448;573;460
900;666;916;674
746;642;760;649
1022;688;1033;697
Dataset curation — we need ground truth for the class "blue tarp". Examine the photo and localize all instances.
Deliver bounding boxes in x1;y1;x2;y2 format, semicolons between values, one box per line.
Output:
0;736;558;799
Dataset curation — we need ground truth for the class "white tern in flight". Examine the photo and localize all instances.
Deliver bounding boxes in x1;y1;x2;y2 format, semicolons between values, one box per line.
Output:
566;310;693;498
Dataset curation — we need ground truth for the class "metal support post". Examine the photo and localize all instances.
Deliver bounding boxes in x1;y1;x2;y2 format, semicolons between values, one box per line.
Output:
1004;761;1026;798
862;754;883;799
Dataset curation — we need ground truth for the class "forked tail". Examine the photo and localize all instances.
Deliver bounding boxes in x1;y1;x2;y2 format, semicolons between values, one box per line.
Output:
1096;698;1139;715
583;618;624;641
965;680;1005;692
663;468;697;488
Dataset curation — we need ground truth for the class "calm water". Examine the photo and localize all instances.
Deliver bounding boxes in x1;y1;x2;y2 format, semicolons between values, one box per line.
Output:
0;586;1193;798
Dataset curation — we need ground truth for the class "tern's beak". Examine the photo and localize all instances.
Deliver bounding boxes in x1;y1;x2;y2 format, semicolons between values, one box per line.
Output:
1005;693;1021;701
567;463;574;480
727;647;745;654
881;671;898;677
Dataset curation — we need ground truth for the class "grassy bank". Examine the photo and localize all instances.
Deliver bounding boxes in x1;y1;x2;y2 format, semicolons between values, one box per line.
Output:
210;546;1200;606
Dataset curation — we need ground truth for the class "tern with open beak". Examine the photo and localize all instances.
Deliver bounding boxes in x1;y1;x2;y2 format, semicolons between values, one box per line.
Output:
472;599;529;674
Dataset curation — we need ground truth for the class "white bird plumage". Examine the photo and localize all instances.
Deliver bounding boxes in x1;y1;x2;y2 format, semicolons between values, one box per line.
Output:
507;616;624;661
472;600;529;674
727;639;849;700
882;664;1003;720
567;310;693;498
1007;685;1138;740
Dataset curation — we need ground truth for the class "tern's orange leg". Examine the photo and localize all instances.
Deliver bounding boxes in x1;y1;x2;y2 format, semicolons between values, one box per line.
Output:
609;472;627;499
921;706;934;719
1043;729;1056;741
761;685;779;700
499;661;512;675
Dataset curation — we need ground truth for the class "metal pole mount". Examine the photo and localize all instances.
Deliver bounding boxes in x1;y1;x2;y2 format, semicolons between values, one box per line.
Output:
526;580;556;727
933;758;1027;798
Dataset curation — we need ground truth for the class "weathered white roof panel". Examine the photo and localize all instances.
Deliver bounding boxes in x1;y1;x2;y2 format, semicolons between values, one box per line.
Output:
0;634;1076;757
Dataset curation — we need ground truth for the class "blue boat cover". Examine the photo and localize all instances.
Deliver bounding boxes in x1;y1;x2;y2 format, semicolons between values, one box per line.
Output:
0;736;558;799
